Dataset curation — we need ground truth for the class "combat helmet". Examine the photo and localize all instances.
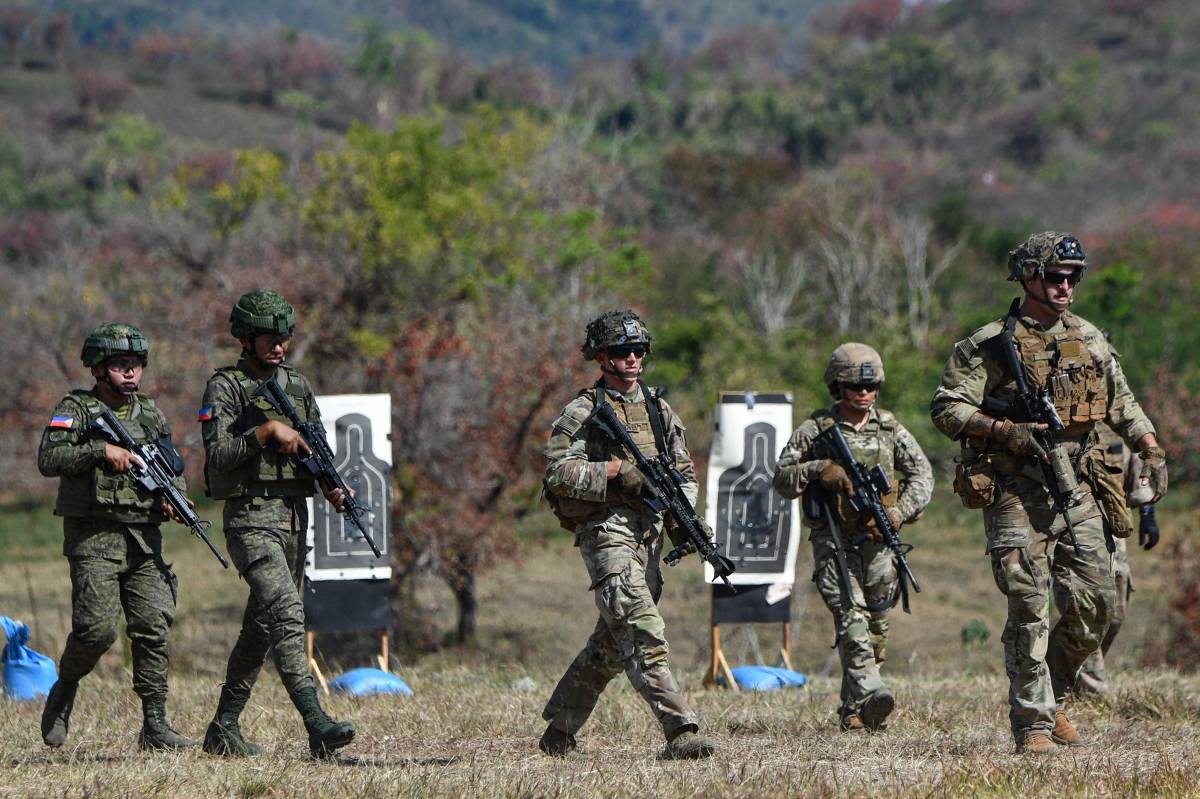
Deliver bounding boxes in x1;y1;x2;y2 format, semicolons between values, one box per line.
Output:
1007;231;1087;282
230;289;295;338
81;322;149;367
580;309;652;360
824;342;884;397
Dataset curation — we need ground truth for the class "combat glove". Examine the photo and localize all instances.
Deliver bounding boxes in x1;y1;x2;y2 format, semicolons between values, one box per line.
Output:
614;462;647;496
1138;445;1168;499
818;461;853;494
1139;505;1160;551
992;420;1049;461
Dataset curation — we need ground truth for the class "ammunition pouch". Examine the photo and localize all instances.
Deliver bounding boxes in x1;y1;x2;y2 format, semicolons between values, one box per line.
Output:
953;454;997;510
1085;450;1133;539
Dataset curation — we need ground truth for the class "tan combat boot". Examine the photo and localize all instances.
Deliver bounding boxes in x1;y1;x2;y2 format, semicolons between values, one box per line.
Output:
859;687;895;731
663;729;717;760
1052;709;1085;747
839;713;865;732
1016;729;1059;755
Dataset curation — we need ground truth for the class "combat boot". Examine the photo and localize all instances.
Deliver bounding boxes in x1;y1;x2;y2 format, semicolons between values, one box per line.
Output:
1016;729;1059;755
873;642;887;665
1052;709;1085;747
41;679;78;748
859;687;895;732
663;729;717;760
138;698;195;751
839;712;865;732
292;686;355;758
538;723;577;757
202;685;262;757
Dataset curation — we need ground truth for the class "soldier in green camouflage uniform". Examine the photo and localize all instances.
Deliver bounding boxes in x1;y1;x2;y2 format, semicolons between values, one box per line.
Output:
1074;421;1159;694
37;323;194;751
773;343;933;733
539;310;716;760
930;232;1166;754
199;289;355;759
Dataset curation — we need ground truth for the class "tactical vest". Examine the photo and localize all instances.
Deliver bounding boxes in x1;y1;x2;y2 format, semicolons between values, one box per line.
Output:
204;365;317;500
809;408;898;476
53;391;169;523
1012;315;1108;427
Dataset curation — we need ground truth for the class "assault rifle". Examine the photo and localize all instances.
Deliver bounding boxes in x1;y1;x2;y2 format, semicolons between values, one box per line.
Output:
92;407;229;569
584;400;736;590
802;484;897;613
253;377;382;560
815;423;921;613
982;297;1081;553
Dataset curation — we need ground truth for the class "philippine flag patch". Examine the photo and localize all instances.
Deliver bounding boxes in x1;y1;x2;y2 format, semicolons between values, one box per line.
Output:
197;406;215;422
49;415;74;429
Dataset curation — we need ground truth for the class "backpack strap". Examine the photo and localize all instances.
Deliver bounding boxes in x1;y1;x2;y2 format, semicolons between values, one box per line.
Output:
638;379;671;463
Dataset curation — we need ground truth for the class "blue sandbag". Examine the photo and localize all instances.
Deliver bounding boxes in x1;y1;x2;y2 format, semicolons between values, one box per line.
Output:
1;616;57;701
328;667;413;697
728;665;808;691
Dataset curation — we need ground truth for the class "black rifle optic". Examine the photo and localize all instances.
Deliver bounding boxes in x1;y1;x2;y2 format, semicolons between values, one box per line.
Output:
981;297;1081;553
92;407;229;569
584;401;736;590
816;423;921;613
253;377;382;559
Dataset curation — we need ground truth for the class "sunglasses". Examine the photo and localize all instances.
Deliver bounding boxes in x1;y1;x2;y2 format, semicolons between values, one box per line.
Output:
606;345;647;359
1042;270;1081;287
844;382;880;392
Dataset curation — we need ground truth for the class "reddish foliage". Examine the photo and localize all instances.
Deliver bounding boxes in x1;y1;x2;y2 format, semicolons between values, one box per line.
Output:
73;69;132;113
1144;202;1200;233
132;32;193;72
174;151;237;189
226;33;339;106
837;0;904;41
0;212;59;261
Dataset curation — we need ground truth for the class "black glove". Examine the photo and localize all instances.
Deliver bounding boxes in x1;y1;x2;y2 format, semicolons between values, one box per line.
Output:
1139;504;1160;551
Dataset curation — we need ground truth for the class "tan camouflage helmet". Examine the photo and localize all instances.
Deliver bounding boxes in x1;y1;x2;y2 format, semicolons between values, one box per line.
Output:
230;288;296;338
81;322;149;367
1007;231;1087;282
824;342;884;397
581;309;653;360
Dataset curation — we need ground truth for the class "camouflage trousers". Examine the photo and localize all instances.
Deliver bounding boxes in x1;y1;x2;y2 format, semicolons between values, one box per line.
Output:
984;476;1115;738
811;531;897;719
218;498;313;703
1076;536;1131;692
542;509;699;740
57;525;177;702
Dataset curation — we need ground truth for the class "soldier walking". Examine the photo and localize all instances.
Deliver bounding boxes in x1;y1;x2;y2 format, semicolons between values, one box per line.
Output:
539;310;716;760
930;232;1166;754
38;324;194;750
773;344;933;732
199;289;355;759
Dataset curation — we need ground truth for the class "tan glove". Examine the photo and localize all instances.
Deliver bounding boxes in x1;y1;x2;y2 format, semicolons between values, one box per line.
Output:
614;462;647;496
992;420;1049;461
1138;445;1168;500
819;461;854;494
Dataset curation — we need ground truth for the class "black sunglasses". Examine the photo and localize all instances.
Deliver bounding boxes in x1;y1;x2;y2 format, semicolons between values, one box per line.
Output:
844;382;880;392
1043;270;1081;287
606;344;647;358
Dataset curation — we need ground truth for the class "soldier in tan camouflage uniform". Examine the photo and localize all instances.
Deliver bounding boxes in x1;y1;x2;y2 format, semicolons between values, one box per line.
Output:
773;343;933;733
38;323;194;751
1073;421;1159;695
539;310;716;760
199;289;355;759
930;232;1166;755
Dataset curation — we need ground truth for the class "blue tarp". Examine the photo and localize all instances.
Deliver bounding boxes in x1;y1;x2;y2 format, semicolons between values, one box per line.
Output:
328;667;413;697
1;616;57;701
726;665;808;691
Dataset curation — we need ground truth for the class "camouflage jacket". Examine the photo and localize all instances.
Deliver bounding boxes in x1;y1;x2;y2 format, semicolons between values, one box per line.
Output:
772;404;934;525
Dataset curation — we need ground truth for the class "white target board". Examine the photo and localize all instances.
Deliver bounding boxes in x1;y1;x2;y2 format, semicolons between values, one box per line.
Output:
704;391;799;588
305;393;392;582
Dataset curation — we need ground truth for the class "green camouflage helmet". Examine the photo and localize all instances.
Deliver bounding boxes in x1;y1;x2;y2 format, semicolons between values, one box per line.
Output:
230;288;296;338
81;322;149;367
1007;231;1087;282
580;309;652;360
824;342;884;397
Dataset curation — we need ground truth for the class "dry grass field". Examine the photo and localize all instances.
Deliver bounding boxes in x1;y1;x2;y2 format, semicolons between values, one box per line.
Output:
1;487;1197;798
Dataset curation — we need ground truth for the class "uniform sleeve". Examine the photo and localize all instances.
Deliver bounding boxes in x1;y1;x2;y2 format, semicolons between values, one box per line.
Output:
662;399;699;507
38;396;106;477
543;397;608;502
1102;348;1156;445
201;374;262;474
893;422;934;520
772;420;823;499
930;325;999;439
